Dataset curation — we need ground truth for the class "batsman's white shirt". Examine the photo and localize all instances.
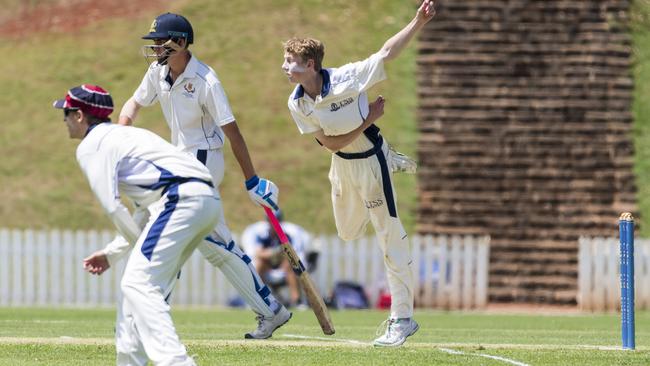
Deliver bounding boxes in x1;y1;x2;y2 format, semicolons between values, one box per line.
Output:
133;54;235;151
287;52;415;319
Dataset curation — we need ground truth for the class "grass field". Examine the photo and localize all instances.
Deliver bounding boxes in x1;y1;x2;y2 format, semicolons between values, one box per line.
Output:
0;307;649;365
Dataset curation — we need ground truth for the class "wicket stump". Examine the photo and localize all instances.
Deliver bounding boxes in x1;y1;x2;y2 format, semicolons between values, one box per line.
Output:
619;212;635;350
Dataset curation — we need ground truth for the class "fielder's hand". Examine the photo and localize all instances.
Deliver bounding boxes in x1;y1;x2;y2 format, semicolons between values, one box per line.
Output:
83;250;111;275
245;175;279;210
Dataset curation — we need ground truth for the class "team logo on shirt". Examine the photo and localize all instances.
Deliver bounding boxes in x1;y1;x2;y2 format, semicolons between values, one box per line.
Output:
182;83;196;98
330;97;354;112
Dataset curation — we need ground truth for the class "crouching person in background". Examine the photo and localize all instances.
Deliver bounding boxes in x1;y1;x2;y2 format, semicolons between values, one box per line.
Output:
241;210;312;307
53;84;227;365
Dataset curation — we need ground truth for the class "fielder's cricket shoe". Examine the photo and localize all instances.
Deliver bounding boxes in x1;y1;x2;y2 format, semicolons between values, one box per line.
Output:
244;306;292;339
373;317;419;347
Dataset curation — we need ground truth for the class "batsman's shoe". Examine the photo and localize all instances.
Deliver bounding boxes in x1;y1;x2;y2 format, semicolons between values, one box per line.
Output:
373;317;419;347
245;306;292;339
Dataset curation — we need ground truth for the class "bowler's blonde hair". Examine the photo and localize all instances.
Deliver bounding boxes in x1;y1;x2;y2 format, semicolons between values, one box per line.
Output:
283;37;325;71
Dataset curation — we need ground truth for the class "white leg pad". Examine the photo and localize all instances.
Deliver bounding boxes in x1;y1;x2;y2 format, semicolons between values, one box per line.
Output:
199;234;279;317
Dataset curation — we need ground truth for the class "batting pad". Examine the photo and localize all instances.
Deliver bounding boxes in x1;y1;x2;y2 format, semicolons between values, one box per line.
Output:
199;236;277;318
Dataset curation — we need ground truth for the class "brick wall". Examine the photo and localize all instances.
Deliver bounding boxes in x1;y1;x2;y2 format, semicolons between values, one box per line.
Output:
416;0;634;303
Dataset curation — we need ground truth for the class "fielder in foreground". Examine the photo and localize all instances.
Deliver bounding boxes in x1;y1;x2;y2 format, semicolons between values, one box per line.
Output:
54;84;216;365
113;12;291;339
281;0;436;347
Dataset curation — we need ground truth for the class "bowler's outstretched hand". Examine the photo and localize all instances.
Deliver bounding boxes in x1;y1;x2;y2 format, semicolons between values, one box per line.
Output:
417;0;436;23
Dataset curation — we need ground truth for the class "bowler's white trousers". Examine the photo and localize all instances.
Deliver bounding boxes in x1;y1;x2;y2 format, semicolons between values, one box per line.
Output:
117;185;220;366
329;140;414;319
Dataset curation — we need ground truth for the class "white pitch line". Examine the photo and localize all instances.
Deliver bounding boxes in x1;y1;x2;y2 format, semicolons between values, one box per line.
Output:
282;333;368;345
0;337;637;353
440;348;530;366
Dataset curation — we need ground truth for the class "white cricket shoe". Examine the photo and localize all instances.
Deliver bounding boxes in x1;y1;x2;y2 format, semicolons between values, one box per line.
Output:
244;306;292;339
373;317;419;347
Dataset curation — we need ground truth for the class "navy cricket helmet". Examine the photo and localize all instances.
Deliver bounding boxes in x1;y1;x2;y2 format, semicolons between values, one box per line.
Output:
143;13;194;44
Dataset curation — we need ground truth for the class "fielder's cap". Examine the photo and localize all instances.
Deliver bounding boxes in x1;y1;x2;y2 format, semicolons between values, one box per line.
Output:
52;84;114;119
143;12;194;44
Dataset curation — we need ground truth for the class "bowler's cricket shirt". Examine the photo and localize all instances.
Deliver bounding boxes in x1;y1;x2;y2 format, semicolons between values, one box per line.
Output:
287;52;387;153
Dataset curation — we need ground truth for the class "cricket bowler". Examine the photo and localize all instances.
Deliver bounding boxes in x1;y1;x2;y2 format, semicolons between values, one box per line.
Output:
281;0;436;347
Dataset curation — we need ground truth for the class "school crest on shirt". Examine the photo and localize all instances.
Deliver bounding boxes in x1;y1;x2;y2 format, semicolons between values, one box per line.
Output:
182;82;195;98
330;97;354;112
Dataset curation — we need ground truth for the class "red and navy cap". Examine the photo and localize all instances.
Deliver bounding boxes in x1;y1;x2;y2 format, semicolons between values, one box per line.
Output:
52;84;114;119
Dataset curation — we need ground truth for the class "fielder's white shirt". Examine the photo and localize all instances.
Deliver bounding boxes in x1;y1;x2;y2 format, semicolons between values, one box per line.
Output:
133;54;236;151
76;123;215;262
287;52;387;153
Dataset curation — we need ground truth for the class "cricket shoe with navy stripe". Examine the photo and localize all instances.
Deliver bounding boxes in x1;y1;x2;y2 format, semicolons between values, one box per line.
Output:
373;317;419;347
245;305;292;339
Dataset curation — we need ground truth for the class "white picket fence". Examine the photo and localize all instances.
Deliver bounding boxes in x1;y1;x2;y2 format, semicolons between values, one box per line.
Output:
578;236;650;311
0;228;490;309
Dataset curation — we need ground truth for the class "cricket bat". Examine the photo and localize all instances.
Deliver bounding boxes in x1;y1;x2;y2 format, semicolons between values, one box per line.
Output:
263;206;335;335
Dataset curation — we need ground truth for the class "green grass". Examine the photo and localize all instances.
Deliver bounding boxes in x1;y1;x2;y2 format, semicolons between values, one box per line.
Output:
0;307;649;365
0;0;418;235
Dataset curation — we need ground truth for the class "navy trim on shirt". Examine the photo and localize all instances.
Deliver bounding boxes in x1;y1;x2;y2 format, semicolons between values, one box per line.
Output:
293;69;331;100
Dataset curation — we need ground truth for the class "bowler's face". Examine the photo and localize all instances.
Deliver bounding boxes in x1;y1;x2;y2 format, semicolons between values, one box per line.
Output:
282;52;308;83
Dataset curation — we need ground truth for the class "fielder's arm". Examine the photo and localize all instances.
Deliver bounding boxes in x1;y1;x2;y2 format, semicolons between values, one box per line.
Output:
315;96;384;152
84;205;149;275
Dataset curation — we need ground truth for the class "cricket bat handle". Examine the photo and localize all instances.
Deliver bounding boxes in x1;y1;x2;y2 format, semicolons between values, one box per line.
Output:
263;207;335;335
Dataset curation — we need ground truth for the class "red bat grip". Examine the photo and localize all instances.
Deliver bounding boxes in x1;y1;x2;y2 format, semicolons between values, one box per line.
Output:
263;206;289;244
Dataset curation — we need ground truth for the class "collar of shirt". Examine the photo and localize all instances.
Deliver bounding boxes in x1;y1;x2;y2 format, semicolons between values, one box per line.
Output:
292;68;331;100
84;121;111;137
161;53;200;87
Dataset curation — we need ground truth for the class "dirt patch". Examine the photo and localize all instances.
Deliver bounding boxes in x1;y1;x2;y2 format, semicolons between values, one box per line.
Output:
0;0;170;39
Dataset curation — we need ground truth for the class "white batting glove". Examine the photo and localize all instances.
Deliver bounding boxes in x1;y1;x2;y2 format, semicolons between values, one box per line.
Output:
245;175;279;210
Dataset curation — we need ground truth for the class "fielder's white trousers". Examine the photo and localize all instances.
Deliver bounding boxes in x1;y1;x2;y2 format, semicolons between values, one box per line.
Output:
116;192;220;366
329;141;414;319
187;148;279;317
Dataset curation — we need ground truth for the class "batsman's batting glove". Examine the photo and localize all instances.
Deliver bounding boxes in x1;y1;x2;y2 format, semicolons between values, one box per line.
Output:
246;175;280;210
